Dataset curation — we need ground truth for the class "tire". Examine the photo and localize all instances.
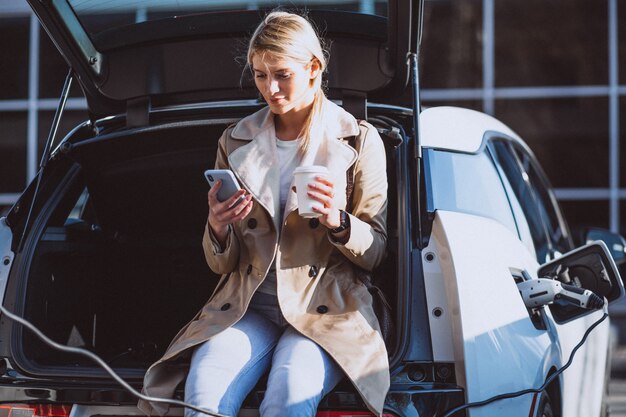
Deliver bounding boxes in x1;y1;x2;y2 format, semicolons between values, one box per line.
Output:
537;391;554;417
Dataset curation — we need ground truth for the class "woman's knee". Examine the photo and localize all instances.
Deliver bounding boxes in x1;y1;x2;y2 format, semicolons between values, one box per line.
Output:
184;310;281;417
259;328;344;417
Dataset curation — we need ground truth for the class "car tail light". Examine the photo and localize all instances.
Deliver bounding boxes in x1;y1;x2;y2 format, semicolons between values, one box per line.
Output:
316;413;396;417
0;405;71;417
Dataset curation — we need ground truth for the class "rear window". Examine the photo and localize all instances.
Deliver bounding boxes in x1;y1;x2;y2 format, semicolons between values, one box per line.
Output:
68;0;389;36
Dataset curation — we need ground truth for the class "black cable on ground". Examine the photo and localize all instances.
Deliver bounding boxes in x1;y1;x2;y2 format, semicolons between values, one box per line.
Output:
0;289;609;417
0;304;230;417
442;311;609;417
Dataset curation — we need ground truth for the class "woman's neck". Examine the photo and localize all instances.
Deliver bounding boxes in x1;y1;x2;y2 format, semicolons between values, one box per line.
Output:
274;102;313;141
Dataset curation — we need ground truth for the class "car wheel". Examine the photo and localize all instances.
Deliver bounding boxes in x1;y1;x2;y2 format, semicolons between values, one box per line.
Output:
537;392;554;417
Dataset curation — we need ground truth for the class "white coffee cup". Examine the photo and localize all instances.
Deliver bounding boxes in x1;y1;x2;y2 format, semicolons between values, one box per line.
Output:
293;165;330;218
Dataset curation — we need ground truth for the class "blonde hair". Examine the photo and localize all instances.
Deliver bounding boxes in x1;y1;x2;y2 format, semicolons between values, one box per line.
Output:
247;11;328;155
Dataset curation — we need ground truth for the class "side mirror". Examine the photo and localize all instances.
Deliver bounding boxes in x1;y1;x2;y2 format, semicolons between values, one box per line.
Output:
538;241;625;323
584;228;626;265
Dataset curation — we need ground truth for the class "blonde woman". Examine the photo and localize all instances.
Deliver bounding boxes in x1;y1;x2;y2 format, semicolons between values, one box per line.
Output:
139;11;389;417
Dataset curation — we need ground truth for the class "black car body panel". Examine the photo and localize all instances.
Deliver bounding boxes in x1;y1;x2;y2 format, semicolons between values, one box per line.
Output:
27;0;420;120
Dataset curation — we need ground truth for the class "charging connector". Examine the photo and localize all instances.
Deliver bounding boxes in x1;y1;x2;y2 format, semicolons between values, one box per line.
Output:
518;278;604;309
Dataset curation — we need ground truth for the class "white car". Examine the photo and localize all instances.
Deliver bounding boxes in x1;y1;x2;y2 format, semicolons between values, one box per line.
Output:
0;0;623;417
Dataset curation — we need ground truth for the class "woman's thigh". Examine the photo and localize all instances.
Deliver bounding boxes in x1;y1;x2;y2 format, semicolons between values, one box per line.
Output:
260;327;345;417
184;309;282;417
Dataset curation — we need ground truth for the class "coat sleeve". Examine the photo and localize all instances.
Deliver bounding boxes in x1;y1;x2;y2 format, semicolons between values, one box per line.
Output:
202;127;241;275
330;123;388;271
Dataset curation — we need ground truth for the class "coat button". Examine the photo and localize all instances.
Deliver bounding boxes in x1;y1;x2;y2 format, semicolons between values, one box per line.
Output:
247;218;257;229
309;218;319;229
316;305;329;314
246;264;253;274
308;266;318;278
220;303;231;311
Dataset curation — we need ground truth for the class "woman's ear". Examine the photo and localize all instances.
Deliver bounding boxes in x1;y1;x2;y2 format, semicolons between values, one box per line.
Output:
309;58;321;80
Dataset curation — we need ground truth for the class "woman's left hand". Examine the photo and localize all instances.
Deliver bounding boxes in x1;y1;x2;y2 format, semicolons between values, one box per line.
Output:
308;176;342;229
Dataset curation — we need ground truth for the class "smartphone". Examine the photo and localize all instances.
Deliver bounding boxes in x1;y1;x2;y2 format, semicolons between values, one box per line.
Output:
204;169;242;202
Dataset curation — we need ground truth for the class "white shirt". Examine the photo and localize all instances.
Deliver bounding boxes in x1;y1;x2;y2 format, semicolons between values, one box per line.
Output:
256;136;301;295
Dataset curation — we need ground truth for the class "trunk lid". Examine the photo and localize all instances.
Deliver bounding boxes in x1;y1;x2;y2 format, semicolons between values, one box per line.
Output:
27;0;421;121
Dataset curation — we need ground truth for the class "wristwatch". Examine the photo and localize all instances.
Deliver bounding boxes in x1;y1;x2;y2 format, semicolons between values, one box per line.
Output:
330;210;350;234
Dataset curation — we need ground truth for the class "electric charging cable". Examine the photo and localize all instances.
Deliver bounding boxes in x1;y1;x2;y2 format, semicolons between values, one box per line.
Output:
0;293;610;417
441;306;609;417
0;304;230;417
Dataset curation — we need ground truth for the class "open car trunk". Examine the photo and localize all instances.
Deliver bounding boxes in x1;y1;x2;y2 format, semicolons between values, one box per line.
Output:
9;105;404;393
20;118;228;371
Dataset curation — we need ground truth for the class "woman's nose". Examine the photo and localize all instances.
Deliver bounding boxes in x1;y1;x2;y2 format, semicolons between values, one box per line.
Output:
268;79;279;95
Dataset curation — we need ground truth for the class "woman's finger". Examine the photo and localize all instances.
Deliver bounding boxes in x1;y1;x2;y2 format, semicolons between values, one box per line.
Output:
233;200;254;221
315;176;334;188
308;182;334;197
231;194;253;216
225;189;247;208
312;205;330;215
209;188;249;229
307;190;334;208
207;180;222;204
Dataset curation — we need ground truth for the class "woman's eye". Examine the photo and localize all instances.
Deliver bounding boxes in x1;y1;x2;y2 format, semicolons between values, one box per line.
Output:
255;73;266;79
276;73;290;79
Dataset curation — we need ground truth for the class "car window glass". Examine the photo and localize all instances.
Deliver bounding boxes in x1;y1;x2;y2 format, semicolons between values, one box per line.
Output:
67;187;89;221
426;148;518;237
490;140;552;263
489;149;536;256
61;185;100;229
511;145;570;257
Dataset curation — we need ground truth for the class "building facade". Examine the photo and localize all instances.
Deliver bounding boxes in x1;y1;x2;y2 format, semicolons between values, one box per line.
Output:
0;0;623;244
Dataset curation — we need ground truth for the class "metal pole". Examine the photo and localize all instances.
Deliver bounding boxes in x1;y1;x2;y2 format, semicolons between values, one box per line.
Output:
409;52;423;247
609;0;619;233
27;13;40;183
39;69;72;170
482;0;495;115
17;69;73;253
410;53;422;160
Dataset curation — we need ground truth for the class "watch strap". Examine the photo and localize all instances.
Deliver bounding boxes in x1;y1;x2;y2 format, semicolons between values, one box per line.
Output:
330;210;350;234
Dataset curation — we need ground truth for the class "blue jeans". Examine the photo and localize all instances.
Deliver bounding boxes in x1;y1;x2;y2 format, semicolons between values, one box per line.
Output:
184;291;344;417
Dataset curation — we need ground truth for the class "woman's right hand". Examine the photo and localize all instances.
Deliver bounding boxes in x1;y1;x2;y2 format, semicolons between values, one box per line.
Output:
207;180;253;245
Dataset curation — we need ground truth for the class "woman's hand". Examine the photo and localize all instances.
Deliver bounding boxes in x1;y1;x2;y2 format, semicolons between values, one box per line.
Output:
207;180;253;246
308;176;342;229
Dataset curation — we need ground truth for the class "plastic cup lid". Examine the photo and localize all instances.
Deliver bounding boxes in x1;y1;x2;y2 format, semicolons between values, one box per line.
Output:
294;165;329;174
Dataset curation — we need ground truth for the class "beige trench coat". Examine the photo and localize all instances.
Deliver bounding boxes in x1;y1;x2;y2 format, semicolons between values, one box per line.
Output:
138;99;389;416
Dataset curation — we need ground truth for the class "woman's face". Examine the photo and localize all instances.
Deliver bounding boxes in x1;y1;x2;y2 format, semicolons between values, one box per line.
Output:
251;53;320;116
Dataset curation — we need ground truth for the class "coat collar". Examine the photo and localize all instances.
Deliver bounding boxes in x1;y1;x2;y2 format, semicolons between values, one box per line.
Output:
230;98;360;141
228;99;359;228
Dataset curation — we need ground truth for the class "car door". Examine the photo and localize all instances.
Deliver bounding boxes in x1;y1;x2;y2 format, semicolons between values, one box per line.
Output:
422;135;554;416
490;139;609;417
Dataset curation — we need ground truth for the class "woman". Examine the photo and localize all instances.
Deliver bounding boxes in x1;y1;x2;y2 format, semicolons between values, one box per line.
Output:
139;11;389;417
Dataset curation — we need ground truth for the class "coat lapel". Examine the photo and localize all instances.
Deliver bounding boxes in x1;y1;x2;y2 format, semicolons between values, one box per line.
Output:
282;100;360;220
228;108;280;229
228;99;360;228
